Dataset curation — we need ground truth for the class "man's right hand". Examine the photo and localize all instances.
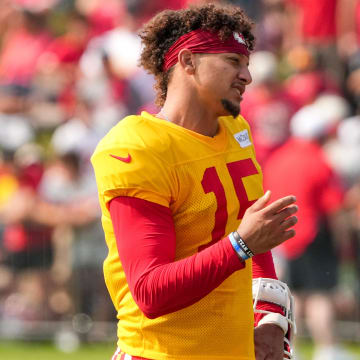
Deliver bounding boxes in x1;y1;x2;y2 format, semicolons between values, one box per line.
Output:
236;190;298;255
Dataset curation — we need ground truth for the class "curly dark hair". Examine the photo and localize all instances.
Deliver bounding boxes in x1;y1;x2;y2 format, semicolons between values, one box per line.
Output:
139;3;255;107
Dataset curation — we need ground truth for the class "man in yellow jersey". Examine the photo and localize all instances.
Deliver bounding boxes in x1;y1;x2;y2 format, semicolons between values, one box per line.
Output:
92;3;298;360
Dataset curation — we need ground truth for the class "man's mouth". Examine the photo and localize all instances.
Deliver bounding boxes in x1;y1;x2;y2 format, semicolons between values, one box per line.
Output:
232;84;245;99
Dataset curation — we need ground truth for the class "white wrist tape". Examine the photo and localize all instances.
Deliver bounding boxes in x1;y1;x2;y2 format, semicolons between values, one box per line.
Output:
252;278;296;334
257;312;288;334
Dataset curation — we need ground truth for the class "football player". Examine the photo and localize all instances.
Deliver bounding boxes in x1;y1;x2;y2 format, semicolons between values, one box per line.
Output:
92;3;297;360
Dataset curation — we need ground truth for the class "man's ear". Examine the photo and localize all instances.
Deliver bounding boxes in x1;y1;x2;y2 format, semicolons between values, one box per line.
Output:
178;49;195;74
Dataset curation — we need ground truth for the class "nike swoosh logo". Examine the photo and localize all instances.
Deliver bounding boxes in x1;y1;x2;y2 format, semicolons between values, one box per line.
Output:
110;153;132;163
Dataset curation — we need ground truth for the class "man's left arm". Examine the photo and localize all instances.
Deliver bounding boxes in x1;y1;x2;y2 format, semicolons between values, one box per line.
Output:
252;251;295;360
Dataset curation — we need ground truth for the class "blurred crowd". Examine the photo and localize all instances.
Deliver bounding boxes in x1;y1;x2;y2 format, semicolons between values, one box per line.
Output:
0;0;360;356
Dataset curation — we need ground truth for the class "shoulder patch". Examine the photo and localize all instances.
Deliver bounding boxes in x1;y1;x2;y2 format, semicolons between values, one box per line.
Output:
234;129;252;148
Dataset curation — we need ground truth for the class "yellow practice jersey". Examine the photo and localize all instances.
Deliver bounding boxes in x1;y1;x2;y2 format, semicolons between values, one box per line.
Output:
91;111;264;360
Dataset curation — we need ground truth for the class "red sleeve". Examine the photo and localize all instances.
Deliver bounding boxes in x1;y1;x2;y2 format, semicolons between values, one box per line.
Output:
252;251;284;325
109;196;245;319
252;251;277;279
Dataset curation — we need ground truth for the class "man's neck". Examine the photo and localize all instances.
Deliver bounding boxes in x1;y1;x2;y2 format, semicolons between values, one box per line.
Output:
160;93;220;137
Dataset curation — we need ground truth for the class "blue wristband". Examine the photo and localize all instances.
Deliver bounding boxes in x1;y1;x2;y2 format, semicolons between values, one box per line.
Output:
229;232;250;261
232;231;254;258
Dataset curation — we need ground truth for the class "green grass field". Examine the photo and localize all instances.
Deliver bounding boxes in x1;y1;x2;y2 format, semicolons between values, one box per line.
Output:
0;341;115;360
0;340;359;359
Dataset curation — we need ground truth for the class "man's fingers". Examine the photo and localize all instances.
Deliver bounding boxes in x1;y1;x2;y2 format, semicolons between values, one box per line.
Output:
250;190;271;212
280;215;298;230
275;205;298;223
263;195;297;215
282;229;296;241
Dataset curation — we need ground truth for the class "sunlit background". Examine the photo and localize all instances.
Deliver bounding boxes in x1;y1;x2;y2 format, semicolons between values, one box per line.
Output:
0;0;359;359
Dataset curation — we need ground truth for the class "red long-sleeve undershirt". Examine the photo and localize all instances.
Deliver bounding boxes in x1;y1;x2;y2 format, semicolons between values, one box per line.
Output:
110;196;281;320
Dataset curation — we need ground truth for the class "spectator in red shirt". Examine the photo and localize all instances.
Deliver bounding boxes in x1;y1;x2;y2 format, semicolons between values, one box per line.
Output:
37;11;90;117
0;10;52;88
284;0;348;85
263;97;353;360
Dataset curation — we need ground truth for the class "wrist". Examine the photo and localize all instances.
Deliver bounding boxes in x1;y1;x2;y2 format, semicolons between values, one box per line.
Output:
257;313;289;334
229;231;254;261
232;231;254;257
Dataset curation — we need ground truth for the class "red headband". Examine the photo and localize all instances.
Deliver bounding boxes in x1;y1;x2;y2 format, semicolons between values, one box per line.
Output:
163;29;250;72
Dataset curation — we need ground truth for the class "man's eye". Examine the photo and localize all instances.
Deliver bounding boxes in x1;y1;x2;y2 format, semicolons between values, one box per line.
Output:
229;58;239;64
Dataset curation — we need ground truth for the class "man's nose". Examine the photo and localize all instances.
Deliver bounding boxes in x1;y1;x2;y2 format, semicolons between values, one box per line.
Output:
238;67;252;85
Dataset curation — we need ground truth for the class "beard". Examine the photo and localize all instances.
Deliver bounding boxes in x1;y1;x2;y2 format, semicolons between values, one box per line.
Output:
221;99;240;118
